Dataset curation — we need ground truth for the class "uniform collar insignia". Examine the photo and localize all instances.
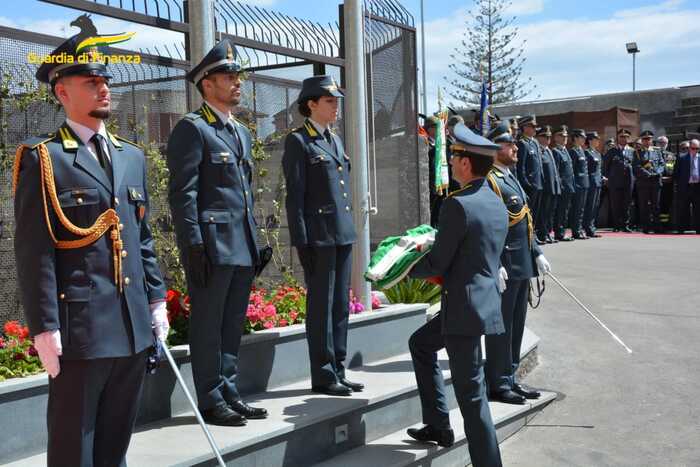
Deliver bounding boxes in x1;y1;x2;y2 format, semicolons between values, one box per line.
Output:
58;125;78;151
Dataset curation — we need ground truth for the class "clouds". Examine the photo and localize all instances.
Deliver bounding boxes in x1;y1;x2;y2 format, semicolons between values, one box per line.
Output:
420;0;700;113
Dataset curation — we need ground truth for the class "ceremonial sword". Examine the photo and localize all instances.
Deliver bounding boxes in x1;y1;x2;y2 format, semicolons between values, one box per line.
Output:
546;272;634;354
161;344;227;467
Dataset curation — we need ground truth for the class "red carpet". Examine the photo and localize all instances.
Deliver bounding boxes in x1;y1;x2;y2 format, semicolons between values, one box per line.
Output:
596;230;700;238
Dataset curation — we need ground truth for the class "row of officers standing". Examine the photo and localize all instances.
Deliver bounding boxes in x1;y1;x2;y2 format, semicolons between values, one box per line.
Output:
427;115;683;237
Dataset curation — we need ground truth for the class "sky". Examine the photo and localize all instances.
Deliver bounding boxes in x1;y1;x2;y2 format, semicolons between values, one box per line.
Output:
1;0;699;114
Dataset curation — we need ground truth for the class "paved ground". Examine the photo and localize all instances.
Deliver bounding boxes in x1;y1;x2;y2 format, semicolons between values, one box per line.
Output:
500;232;700;467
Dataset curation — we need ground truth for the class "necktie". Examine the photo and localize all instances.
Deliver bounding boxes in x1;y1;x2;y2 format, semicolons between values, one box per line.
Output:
323;129;333;145
90;134;113;185
225;120;241;153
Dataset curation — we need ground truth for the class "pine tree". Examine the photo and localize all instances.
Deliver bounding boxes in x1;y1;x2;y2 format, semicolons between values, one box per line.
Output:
444;0;538;106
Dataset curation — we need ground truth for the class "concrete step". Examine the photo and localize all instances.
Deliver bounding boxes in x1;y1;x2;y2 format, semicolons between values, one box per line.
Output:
0;304;428;464
675;105;700;117
311;394;556;467
681;97;700;107
7;329;541;467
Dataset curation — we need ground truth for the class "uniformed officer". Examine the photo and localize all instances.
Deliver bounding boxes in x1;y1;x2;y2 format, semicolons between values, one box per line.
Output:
633;130;665;233
583;131;604;237
14;34;168;466
484;123;551;405
167;38;267;426
603;129;635;232
515;116;545;244
406;123;506;467
282;75;363;397
568;129;590;239
535;125;561;243
551;126;575;241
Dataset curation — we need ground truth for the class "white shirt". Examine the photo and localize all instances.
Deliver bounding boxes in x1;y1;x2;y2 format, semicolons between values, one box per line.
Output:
494;162;511;176
690;151;700;183
65;118;111;163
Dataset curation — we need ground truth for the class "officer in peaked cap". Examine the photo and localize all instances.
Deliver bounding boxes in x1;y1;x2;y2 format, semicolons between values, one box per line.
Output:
583;131;604;237
407;122;507;467
168;38;268;426
568;128;591;239
16;33;168;465
603;128;635;232
551;125;575;240
515;116;545;244
535;125;561;243
282;75;364;397
483;123;551;406
633;129;665;232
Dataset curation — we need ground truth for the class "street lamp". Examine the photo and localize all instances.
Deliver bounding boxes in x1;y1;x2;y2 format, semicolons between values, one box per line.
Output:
626;42;639;91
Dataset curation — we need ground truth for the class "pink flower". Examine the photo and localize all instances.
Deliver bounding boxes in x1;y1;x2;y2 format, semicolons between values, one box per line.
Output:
0;336;5;348
28;345;38;357
289;311;298;322
278;319;288;327
263;304;277;317
353;302;365;313
263;321;274;329
371;293;381;309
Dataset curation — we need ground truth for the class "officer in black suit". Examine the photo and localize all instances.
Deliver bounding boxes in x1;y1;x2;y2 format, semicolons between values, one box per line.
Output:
633;130;665;233
516;116;545;244
406;123;506;467
535;125;561;243
484;123;551;405
14;34;168;466
583;131;605;237
603;129;635;232
167;39;267;426
552;126;575;241
672;139;700;233
282;75;363;397
568;129;590;239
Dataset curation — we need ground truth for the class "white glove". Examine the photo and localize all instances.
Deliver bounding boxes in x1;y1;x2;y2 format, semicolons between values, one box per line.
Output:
536;255;552;275
34;330;62;378
150;301;170;342
497;267;508;293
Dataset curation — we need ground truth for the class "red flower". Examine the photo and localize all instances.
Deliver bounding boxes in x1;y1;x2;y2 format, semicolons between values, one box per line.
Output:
28;345;38;357
263;321;274;329
289;311;298;322
278;319;288;327
13;352;26;361
263;304;277;318
0;336;5;348
19;326;30;340
4;320;22;337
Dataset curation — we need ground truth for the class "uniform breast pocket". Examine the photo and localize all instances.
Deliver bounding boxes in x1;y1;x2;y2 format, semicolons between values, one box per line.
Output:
309;154;331;170
127;185;146;224
210;152;236;185
57;187;100;228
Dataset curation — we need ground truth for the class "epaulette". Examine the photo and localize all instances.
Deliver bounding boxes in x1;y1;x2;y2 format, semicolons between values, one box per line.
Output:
490;168;505;178
24;133;56;150
184;111;202;121
112;134;139;148
448;183;472;198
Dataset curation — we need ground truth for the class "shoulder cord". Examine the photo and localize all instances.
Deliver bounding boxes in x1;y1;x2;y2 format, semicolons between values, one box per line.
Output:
528;276;545;309
486;172;534;246
13;143;124;292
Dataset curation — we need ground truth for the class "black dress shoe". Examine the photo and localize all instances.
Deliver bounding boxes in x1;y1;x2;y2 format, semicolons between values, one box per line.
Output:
202;404;247;426
312;383;352;396
229;400;268;419
407;425;455;447
513;383;541;399
339;377;365;392
555;236;574;242
490;390;526;405
535;238;546;245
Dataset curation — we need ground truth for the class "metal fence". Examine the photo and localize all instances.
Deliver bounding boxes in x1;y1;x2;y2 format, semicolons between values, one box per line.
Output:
0;0;420;323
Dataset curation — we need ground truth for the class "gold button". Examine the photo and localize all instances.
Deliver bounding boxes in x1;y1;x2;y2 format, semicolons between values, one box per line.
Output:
337;166;343;172
245;190;249;196
76;197;84;204
345;206;350;212
222;156;228;162
121;250;128;258
59;293;65;300
124;277;130;286
210;216;215;222
114;197;119;205
340;180;345;186
118;223;124;231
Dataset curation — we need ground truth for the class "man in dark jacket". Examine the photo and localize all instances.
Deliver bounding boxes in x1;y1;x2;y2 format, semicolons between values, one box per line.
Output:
603;129;635;232
633;130;665;233
15;34;168;466
672;139;700;233
535;125;561;243
516;116;544;244
583;132;605;237
568;129;590;239
167;39;267;426
406;123;506;467
552;126;575;241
